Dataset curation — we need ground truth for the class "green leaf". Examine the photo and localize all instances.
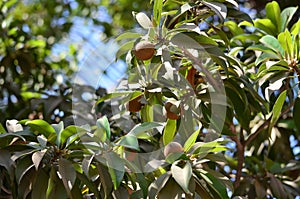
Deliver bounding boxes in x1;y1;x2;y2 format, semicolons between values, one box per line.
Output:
15;156;34;185
171;32;218;49
96;91;142;105
26;120;56;144
254;19;277;36
46;168;67;199
280;6;298;32
128;122;163;137
20;91;42;100
96;116;111;141
265;1;281;33
163;119;177;145
203;1;227;22
118;135;139;150
148;172;171;199
199;169;229;199
153;0;163;26
52;121;64;147
183;125;200;152
224;21;244;36
64;126;89;148
171;161;192;194
227;7;252;23
278;30;293;58
260;35;284;57
293;97;300;132
269;90;287;132
291;19;300;35
116;40;135;59
32;150;46;170
58;158;76;196
115;32;141;41
157;177;183;198
96;163;113;198
105;152;125;190
0;123;7;134
31;169;49;199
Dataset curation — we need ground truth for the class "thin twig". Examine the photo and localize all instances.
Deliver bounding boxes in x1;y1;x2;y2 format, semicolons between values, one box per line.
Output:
229;123;244;189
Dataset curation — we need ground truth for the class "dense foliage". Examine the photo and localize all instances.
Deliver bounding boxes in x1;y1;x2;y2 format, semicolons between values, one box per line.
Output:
0;0;300;198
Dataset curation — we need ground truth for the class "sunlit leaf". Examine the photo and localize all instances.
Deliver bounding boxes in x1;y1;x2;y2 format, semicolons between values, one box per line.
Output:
26;120;56;144
269;90;287;133
153;0;163;26
280;6;298;32
183;125;201;152
115;32;141;41
96;116;111;141
118;135;139;150
259;35;284;56
265;1;281;33
171;161;192;194
163;119;177;145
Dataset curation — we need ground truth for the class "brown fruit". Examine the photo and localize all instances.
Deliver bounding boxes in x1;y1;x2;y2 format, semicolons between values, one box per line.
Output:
133;41;155;60
164;102;180;120
127;96;142;112
164;142;183;157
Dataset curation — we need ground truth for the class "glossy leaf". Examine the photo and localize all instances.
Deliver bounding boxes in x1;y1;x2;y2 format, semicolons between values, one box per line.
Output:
58;158;76;195
26;120;56;144
171;161;192;194
31;169;49;199
153;0;163;26
52;121;64;147
105;152;125;190
118;134;139;150
46;167;67;199
128;122;163;137
199;169;229;199
157;177;183;199
254;19;277;36
32;150;46;170
280;6;298;32
183;125;201;152
96;116;111;141
265;1;281;33
278;30;293;58
148;172;171;199
115;32;141;41
259;35;284;56
163;119;177;145
203;1;227;22
269;90;287;133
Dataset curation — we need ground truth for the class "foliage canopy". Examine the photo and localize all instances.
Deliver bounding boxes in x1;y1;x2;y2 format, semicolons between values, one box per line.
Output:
0;0;300;198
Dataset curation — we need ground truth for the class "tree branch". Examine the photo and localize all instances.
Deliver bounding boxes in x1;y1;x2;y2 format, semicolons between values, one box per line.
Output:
229;124;245;189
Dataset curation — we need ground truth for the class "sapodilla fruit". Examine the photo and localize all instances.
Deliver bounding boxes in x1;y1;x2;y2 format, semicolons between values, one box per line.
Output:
133;41;155;60
164;142;183;157
127;96;142;112
164;102;180;120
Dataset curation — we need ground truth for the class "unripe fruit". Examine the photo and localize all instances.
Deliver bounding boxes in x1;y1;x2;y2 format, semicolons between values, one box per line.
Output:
133;41;155;60
164;102;180;120
164;142;183;157
127;96;142;112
